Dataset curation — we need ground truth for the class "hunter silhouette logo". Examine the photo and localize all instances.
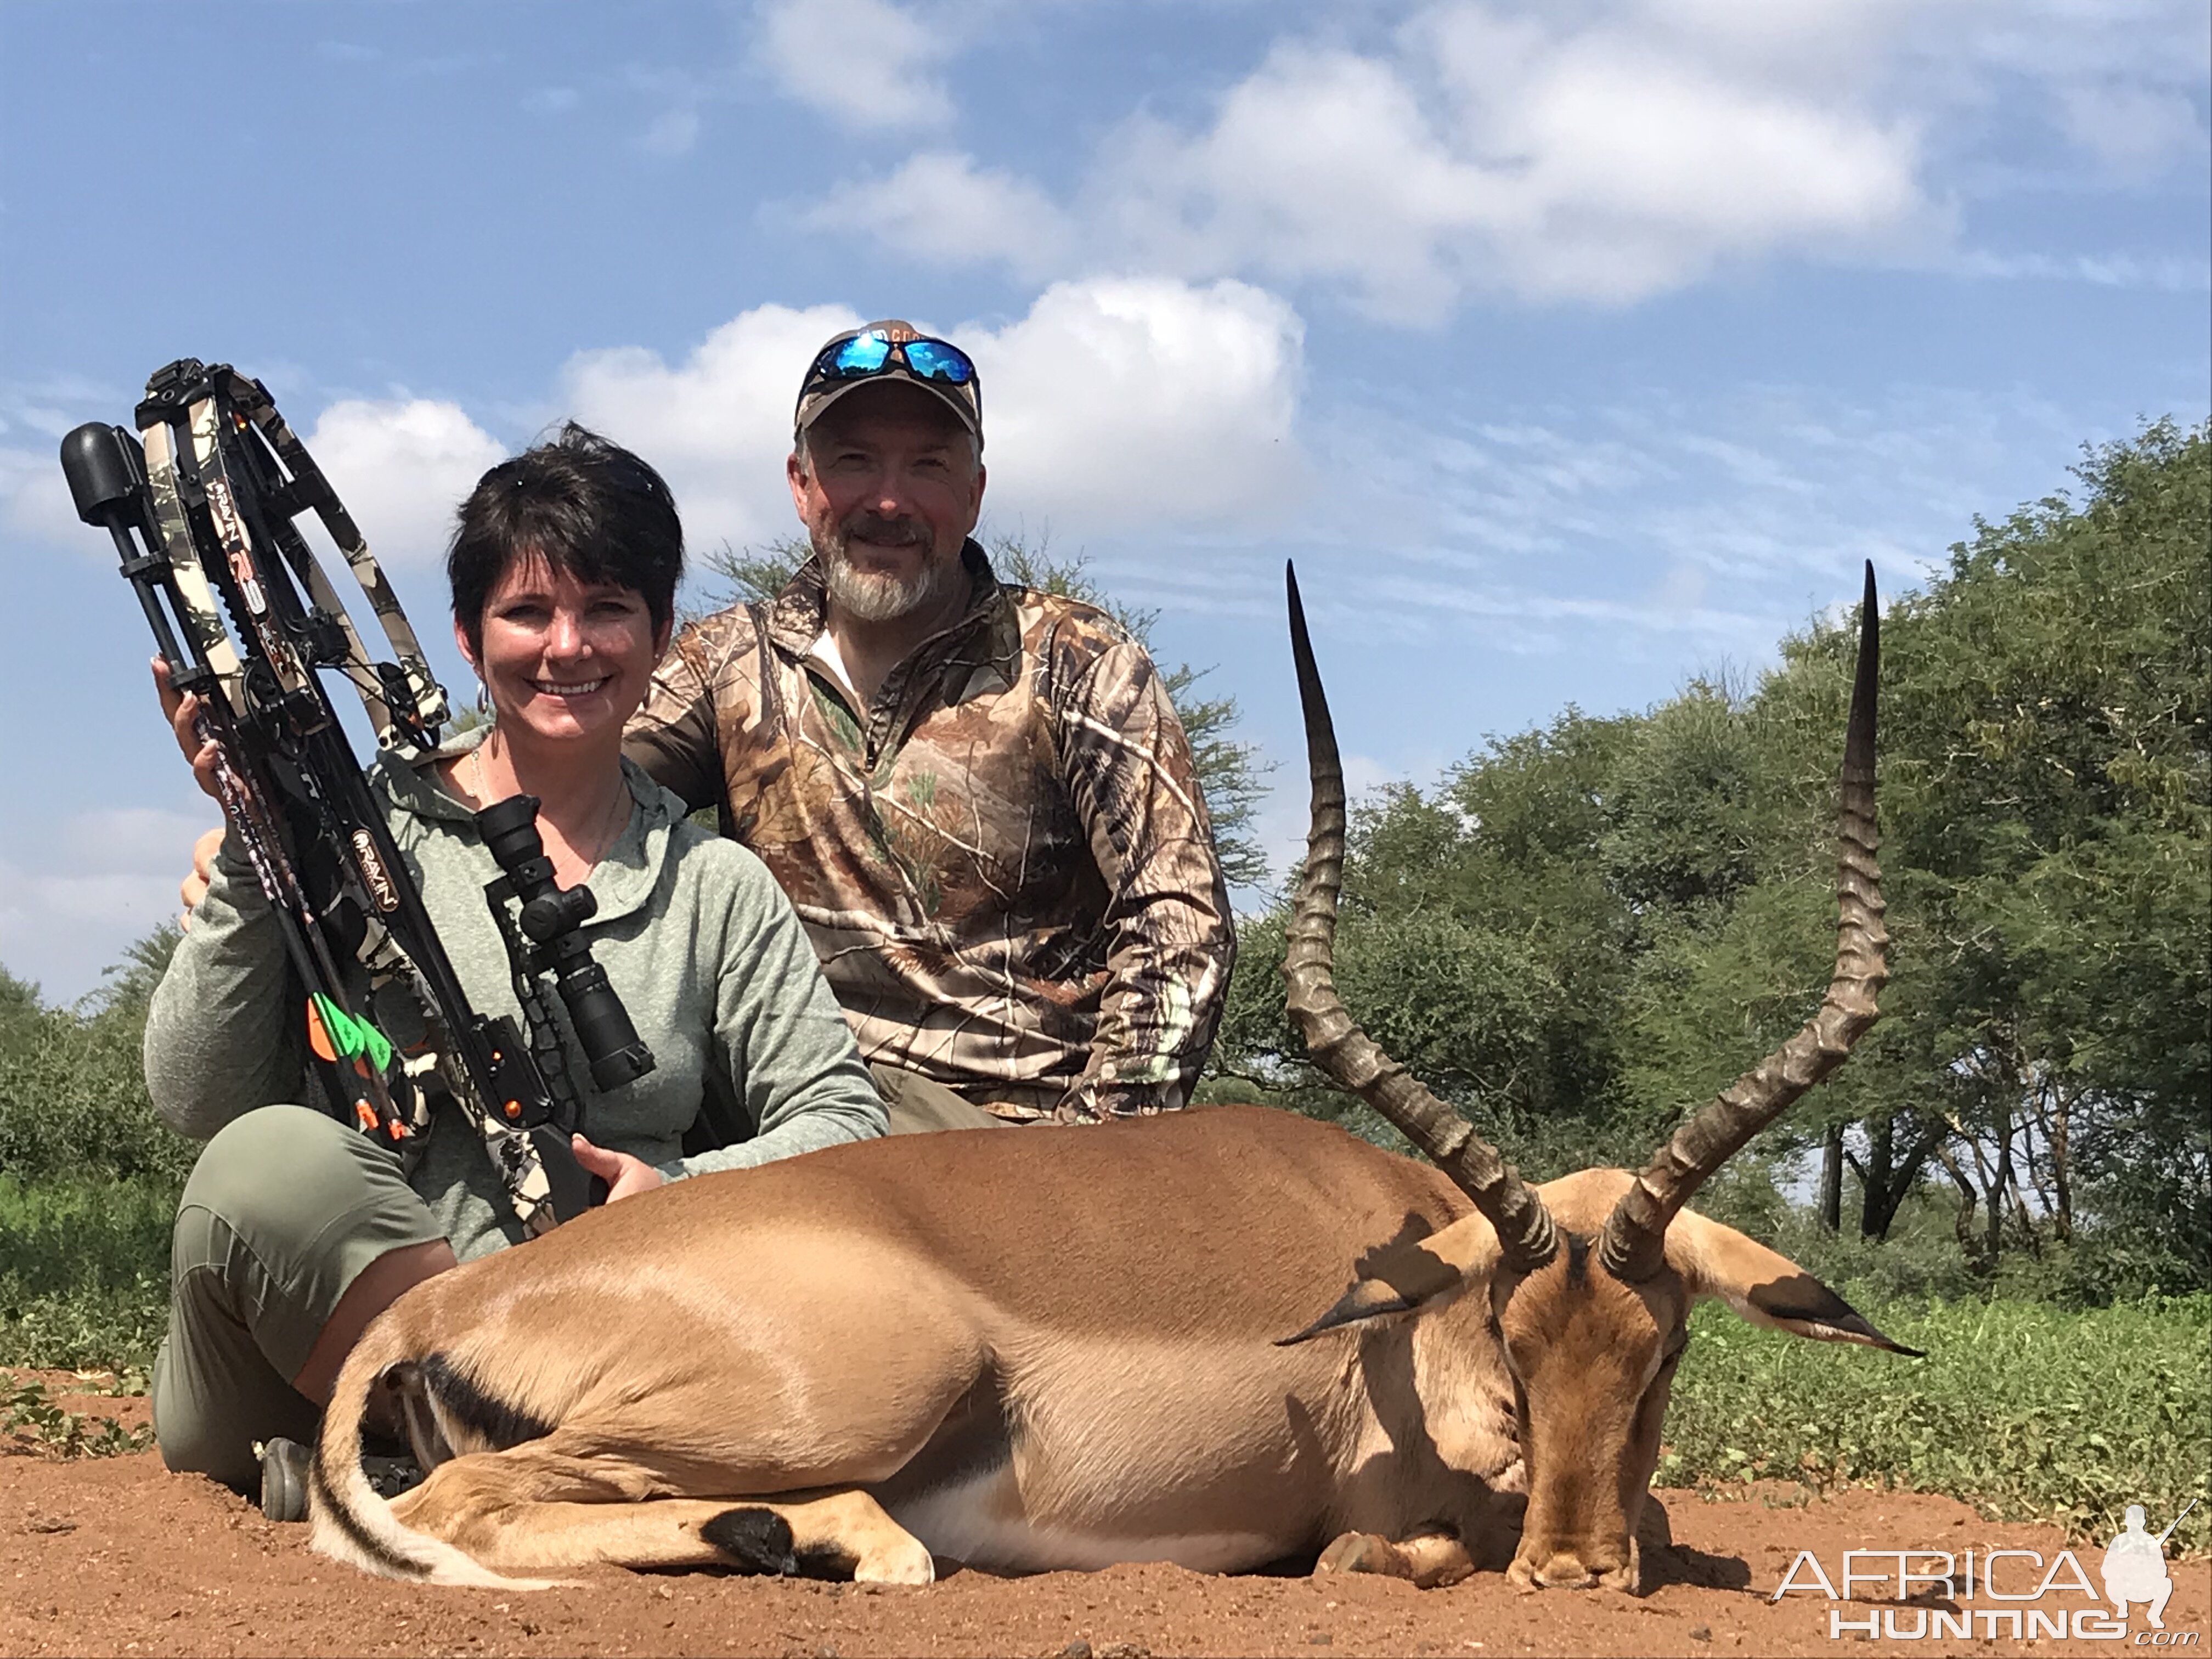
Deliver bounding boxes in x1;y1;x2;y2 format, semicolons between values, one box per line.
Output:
1774;1498;2204;1642
2103;1500;2194;1630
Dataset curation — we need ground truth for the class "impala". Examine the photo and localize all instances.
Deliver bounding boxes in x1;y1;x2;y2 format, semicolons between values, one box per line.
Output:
312;562;1910;1593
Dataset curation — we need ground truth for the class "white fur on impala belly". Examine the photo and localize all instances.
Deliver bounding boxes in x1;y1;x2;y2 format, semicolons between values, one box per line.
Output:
888;1469;1292;1574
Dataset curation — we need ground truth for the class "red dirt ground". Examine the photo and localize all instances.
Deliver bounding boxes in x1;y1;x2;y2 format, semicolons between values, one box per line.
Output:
5;1370;2205;1657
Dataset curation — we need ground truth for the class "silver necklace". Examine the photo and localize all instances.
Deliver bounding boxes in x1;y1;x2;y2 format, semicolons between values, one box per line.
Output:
472;742;629;870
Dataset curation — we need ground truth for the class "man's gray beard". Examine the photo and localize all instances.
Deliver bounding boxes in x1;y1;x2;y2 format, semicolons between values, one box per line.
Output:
821;533;960;623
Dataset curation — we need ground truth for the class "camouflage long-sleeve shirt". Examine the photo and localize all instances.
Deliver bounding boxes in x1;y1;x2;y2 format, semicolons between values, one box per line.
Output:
624;543;1235;1121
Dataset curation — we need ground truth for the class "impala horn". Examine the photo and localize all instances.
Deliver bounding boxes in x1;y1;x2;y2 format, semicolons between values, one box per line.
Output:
1601;562;1888;1283
1282;563;1559;1274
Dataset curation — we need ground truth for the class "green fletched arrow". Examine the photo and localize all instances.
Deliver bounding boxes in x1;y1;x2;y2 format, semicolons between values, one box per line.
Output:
309;992;394;1073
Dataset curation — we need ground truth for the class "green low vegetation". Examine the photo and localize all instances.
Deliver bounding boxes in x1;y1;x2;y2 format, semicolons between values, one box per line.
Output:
2;427;2203;1532
2;1374;153;1459
0;1174;175;1372
1664;1293;2210;1554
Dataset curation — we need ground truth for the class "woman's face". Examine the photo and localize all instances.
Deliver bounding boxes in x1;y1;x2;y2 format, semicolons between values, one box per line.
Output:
459;552;667;751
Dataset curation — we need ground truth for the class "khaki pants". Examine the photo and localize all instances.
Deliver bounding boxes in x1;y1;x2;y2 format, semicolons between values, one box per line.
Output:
868;1064;1018;1135
151;1105;447;1492
156;1075;1001;1489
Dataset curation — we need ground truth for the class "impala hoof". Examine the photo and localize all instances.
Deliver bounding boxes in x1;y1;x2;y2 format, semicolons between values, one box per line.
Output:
1316;1532;1414;1581
854;1541;935;1586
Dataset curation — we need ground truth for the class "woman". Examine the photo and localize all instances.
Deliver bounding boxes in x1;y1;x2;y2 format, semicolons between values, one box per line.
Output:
144;425;887;1498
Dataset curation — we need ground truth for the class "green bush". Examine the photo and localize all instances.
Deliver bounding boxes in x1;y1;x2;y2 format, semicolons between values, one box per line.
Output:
1662;1292;2211;1551
0;1175;175;1372
0;939;187;1370
0;932;195;1189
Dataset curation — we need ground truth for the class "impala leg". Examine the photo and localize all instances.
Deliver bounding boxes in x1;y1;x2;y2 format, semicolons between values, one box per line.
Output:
1315;1528;1475;1589
391;1449;933;1583
704;1489;935;1584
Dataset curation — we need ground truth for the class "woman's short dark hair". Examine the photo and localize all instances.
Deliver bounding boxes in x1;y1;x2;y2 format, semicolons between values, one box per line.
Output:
448;424;683;656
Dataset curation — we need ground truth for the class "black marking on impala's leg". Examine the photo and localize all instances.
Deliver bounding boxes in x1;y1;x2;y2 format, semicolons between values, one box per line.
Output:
701;1508;800;1576
414;1353;554;1451
794;1541;863;1579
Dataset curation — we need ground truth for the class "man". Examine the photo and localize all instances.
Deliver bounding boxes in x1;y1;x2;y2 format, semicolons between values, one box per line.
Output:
2101;1505;2176;1629
624;321;1235;1130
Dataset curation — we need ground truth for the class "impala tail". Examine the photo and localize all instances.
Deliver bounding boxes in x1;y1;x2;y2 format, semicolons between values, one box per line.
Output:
307;1320;554;1590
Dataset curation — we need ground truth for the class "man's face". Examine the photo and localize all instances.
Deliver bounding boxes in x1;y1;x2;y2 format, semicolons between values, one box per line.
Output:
787;381;986;624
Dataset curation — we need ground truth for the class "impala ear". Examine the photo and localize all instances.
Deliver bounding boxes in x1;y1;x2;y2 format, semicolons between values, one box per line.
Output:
1665;1210;1922;1356
1278;1210;1500;1346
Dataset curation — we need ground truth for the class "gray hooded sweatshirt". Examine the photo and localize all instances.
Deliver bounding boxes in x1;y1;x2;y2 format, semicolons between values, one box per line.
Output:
143;730;887;1261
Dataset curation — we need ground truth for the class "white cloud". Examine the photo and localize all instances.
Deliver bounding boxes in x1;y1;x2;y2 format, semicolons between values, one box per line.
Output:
802;152;1073;276
0;806;215;1004
0;391;501;576
555;280;1308;555
1948;249;2211;290
798;3;1944;315
756;0;952;131
971;278;1307;532
1101;47;1500;321
0;378;125;556
2056;82;2208;175
1099;27;1934;314
798;0;2206;315
0;441;83;551
641;105;703;156
304;398;506;569
560;302;865;558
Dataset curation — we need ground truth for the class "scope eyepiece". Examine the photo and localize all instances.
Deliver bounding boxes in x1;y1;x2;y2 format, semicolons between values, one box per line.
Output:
477;794;551;878
60;424;147;528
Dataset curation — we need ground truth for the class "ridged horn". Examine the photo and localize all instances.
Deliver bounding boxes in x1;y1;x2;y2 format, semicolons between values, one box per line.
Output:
1281;562;1559;1273
1602;562;1888;1283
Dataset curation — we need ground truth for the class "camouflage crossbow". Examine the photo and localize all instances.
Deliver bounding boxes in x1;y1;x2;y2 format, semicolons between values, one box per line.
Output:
60;359;653;1233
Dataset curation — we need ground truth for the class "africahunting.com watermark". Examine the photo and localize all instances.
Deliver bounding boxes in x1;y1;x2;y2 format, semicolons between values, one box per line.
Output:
1773;1501;2202;1644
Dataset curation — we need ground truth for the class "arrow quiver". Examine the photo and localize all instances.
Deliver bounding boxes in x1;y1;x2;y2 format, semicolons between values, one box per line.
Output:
59;360;651;1234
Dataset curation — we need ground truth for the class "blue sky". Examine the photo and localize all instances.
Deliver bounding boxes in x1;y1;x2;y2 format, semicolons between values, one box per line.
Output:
2;0;2205;1003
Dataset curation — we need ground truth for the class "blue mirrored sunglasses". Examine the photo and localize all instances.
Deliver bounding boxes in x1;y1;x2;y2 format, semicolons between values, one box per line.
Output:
811;331;976;388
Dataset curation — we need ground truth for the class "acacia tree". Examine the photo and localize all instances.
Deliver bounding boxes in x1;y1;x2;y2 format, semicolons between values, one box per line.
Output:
1210;420;2209;1294
1866;419;2209;1282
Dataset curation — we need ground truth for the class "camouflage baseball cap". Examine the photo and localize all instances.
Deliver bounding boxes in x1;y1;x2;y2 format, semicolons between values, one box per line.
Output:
794;320;983;449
